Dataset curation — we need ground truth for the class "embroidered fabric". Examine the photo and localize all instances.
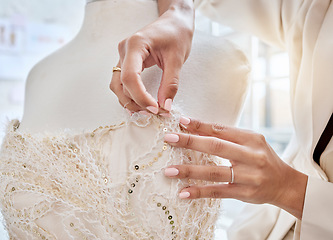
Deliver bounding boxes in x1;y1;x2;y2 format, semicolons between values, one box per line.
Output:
0;112;221;239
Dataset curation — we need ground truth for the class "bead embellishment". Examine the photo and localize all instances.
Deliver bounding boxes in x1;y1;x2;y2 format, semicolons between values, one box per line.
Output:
156;201;177;238
1;115;221;239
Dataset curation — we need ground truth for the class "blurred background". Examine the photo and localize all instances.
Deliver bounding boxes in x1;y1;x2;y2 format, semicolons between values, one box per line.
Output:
0;0;293;239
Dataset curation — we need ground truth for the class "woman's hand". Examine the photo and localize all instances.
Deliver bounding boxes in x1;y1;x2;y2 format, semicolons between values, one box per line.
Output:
164;117;308;219
110;0;194;114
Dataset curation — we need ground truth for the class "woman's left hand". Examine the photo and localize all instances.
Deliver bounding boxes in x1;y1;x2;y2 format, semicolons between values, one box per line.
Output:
164;117;308;219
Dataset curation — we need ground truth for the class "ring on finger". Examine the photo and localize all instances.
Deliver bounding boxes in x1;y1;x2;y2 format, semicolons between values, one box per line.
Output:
229;166;234;184
112;66;122;73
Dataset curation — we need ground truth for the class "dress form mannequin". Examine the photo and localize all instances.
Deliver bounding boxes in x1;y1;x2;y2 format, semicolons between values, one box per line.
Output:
0;1;251;239
19;0;250;133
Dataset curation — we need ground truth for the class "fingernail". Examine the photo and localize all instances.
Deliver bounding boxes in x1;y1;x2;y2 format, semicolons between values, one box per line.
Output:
139;110;151;116
160;113;171;118
164;168;179;177
179;191;190;199
164;98;172;112
147;106;159;114
125;108;132;116
164;134;179;143
180;116;190;125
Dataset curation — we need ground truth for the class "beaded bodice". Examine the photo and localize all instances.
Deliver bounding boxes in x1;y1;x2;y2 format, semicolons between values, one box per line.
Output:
0;113;221;239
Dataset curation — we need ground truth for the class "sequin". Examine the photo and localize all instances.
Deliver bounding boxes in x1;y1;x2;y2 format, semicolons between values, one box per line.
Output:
70;223;74;227
170;220;174;225
163;128;168;132
128;189;133;194
131;183;135;188
162;146;167;151
168;216;173;220
162;206;166;210
157;203;161;207
134;165;139;170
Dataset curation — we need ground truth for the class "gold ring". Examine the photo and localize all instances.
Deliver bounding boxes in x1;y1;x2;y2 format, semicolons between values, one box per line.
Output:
112;66;122;72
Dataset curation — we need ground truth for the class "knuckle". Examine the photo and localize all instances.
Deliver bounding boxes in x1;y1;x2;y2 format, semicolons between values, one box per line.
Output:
210;190;221;198
196;187;202;199
166;77;179;97
185;135;194;148
252;174;265;187
244;187;256;199
209;169;223;182
193;119;202;131
255;133;267;146
182;165;192;179
209;139;224;154
127;33;144;47
256;152;268;168
211;123;227;134
109;82;115;92
117;39;126;54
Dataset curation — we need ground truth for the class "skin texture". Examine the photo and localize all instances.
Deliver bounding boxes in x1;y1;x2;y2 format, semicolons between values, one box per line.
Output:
164;118;308;220
109;0;194;114
110;0;308;221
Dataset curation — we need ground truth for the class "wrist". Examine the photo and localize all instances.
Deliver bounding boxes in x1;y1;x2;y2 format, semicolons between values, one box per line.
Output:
274;165;308;219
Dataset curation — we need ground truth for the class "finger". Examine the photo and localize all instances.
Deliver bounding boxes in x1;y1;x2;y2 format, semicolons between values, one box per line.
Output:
179;118;253;145
164;133;249;162
165;165;232;183
178;184;248;200
110;68;142;112
157;55;183;111
120;38;159;111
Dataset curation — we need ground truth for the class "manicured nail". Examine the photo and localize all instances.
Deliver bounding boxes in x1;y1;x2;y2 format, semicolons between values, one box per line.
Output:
147;106;159;114
164;168;179;177
164;98;172;112
125;108;132;116
160;113;171;118
179;191;190;199
180;116;190;125
139;110;151;116
164;134;179;143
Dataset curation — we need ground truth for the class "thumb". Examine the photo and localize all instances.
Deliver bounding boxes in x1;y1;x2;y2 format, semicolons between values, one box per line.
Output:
157;56;183;111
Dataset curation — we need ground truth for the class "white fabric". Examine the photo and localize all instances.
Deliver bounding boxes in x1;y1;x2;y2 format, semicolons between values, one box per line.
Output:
0;0;251;239
0;114;221;239
194;0;333;239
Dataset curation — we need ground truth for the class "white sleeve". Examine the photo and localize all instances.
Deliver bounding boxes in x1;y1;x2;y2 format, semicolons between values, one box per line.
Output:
300;177;333;239
193;0;303;49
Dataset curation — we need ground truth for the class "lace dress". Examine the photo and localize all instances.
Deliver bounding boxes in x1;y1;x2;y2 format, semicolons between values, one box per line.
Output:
0;113;221;239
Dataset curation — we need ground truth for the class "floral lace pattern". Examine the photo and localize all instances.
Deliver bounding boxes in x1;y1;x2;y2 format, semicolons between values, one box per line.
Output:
0;113;221;239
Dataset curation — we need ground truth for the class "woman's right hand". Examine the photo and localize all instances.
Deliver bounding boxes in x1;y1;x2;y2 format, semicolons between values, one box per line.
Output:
110;0;195;114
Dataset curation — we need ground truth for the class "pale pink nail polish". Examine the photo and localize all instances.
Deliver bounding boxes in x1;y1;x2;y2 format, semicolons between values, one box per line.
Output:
139;110;151;116
179;191;190;199
164;168;179;177
164;98;172;112
147;106;159;114
164;134;179;143
180;116;190;125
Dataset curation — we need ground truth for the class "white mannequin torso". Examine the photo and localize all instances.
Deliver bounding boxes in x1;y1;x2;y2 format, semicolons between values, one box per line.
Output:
19;0;250;133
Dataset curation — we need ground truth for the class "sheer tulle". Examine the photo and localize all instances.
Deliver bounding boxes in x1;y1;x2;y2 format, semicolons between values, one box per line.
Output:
0;112;221;239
